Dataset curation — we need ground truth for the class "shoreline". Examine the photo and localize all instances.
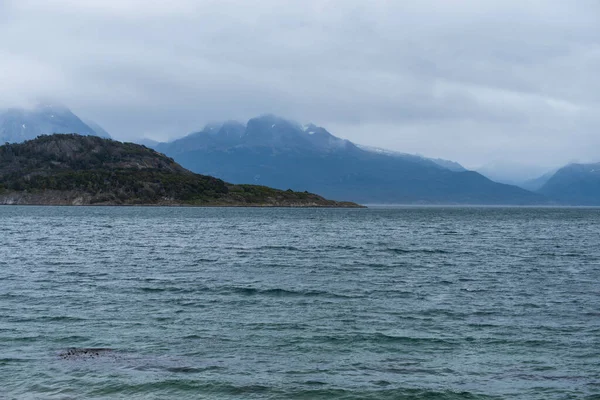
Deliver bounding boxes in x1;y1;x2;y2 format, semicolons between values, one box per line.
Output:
0;203;366;208
0;194;365;208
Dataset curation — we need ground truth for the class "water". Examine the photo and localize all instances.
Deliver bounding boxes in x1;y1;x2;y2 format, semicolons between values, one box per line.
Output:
1;206;599;399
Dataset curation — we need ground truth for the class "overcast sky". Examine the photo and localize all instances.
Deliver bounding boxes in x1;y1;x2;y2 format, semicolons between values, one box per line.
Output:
1;0;599;171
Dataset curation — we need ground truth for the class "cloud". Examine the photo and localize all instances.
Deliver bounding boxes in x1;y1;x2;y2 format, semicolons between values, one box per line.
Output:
1;0;599;168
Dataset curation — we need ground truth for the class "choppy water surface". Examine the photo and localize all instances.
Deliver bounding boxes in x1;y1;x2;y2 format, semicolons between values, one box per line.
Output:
1;206;599;399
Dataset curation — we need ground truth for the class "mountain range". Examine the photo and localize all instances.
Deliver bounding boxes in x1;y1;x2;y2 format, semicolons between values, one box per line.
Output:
0;104;110;144
481;162;600;205
149;115;546;205
2;103;598;205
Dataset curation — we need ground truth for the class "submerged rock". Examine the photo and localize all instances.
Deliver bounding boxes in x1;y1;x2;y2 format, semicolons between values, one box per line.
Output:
59;348;115;360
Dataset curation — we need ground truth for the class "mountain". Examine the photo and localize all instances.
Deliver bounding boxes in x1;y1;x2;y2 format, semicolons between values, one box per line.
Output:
154;117;353;155
83;120;111;139
0;104;108;143
428;158;467;172
149;115;547;205
476;161;556;188
0;134;361;207
520;170;557;192
356;144;466;172
138;138;160;148
538;162;600;205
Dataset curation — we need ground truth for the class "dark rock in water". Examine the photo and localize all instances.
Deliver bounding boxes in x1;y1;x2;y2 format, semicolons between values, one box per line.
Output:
59;348;115;360
56;347;209;374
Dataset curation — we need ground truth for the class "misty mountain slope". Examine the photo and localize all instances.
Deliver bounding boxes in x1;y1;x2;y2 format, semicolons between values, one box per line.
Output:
476;162;557;189
154;120;246;154
538;163;600;205
83;120;111;139
0;104;107;143
356;144;467;172
150;115;547;204
520;170;557;191
429;158;467;172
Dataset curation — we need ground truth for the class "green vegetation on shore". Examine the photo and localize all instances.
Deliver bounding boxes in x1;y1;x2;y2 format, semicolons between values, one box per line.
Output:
0;134;362;207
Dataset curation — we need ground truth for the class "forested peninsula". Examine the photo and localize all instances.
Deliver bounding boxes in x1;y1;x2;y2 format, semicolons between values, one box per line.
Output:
0;134;362;207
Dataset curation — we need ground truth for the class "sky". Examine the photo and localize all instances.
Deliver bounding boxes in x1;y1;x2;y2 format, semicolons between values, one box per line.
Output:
1;0;599;174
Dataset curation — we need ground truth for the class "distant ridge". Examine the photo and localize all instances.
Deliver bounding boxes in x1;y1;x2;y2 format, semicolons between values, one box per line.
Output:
538;162;600;205
148;115;548;205
355;144;467;172
0;103;109;143
520;170;557;192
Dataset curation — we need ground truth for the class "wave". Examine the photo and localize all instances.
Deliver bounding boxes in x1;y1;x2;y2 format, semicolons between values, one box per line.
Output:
138;287;199;294
164;366;222;374
539;252;583;257
136;285;357;299
223;286;354;299
257;245;302;251
459;288;488;293
83;381;499;399
276;388;501;400
53;335;91;343
323;244;363;250
193;258;218;263
0;357;28;365
225;245;302;251
386;248;451;255
7;315;88;323
308;332;455;346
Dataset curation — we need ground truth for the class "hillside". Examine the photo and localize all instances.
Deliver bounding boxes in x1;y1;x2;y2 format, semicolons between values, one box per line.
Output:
538;163;600;205
0;134;361;207
150;115;547;205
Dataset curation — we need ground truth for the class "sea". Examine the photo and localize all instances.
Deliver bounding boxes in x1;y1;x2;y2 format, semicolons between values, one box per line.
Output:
1;206;599;399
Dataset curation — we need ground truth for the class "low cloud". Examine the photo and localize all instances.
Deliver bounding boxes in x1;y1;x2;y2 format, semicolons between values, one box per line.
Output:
1;0;599;168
